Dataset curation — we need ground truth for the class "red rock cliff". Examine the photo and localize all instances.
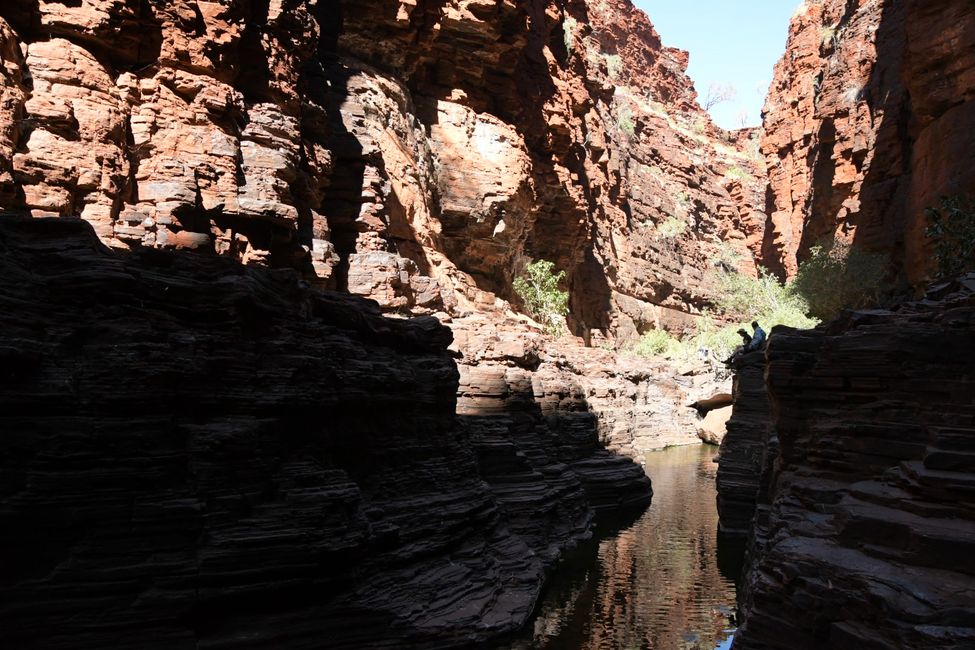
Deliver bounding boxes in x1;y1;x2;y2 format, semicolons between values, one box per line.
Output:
761;0;975;282
0;0;768;342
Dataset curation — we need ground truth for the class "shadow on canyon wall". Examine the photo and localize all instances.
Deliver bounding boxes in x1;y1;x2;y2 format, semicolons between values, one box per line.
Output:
845;0;911;268
0;213;650;649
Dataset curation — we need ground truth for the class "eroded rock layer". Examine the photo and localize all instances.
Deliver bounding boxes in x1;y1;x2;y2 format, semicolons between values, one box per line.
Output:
715;352;768;537
733;276;975;649
452;314;716;460
761;0;975;282
0;216;650;649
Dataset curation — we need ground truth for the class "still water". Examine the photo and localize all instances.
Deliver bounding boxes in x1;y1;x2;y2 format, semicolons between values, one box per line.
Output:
499;444;738;650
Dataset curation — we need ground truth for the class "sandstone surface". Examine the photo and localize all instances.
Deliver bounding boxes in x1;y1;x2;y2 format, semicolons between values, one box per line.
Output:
0;0;768;344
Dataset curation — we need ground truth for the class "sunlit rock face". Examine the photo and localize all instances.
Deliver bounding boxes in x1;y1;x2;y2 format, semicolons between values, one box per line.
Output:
761;0;975;284
337;0;772;339
452;314;709;463
0;0;769;343
731;275;975;649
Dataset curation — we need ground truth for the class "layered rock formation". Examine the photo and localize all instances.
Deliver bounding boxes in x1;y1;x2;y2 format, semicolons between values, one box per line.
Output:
715;352;769;537
731;276;975;649
761;0;975;282
0;215;650;649
452;314;713;462
0;0;768;343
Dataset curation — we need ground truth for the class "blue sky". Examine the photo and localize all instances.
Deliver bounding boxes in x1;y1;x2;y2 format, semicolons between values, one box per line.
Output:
633;1;799;130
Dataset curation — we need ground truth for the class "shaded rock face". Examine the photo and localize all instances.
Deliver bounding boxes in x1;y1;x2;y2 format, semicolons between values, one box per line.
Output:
0;216;651;649
731;276;975;649
0;0;768;343
715;352;769;537
761;0;975;283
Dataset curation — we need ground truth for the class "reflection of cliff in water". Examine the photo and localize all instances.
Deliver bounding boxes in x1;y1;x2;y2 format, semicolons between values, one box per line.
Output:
500;445;738;650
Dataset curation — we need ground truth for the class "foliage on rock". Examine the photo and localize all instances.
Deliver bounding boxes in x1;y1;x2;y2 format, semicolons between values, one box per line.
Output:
629;266;819;361
630;329;672;356
513;260;570;336
925;196;975;279
791;241;889;319
708;267;818;354
657;216;686;239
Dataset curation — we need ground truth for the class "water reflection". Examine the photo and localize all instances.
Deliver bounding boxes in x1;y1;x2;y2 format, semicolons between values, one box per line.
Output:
498;445;738;650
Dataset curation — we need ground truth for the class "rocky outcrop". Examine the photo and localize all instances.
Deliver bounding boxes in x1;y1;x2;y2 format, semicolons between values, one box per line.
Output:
0;215;651;649
715;352;770;537
761;0;975;283
452;314;720;460
732;275;975;649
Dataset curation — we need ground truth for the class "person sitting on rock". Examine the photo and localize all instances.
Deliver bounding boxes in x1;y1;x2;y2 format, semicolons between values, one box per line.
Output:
723;328;753;365
748;321;767;351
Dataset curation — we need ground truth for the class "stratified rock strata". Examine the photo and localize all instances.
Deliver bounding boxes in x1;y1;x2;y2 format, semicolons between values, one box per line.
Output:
452;314;711;461
733;276;975;649
715;352;769;537
0;216;650;649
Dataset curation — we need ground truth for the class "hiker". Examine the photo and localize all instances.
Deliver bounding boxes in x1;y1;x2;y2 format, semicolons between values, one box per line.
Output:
737;328;752;348
723;328;753;365
748;320;766;351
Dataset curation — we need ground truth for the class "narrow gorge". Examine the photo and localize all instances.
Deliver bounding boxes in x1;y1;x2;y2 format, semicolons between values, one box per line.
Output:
0;0;972;648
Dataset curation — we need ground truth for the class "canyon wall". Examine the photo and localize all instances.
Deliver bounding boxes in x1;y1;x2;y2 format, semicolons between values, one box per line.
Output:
761;0;975;282
0;0;751;463
0;214;651;649
0;0;768;344
731;276;975;649
452;314;716;461
0;2;732;645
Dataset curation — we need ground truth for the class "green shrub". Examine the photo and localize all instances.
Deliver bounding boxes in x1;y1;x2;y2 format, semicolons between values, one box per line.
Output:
925;196;975;279
605;54;622;79
513;259;570;336
713;241;745;269
657;216;686;239
630;329;674;357
724;165;750;181
675;191;691;211
628;261;840;363
791;241;889;319
821;25;837;47
618;106;635;136
697;267;818;359
713;266;807;319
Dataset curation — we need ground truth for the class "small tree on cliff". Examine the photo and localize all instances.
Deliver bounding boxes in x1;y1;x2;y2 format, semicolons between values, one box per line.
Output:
791;241;889;319
925;196;975;279
513;260;570;336
703;82;737;111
